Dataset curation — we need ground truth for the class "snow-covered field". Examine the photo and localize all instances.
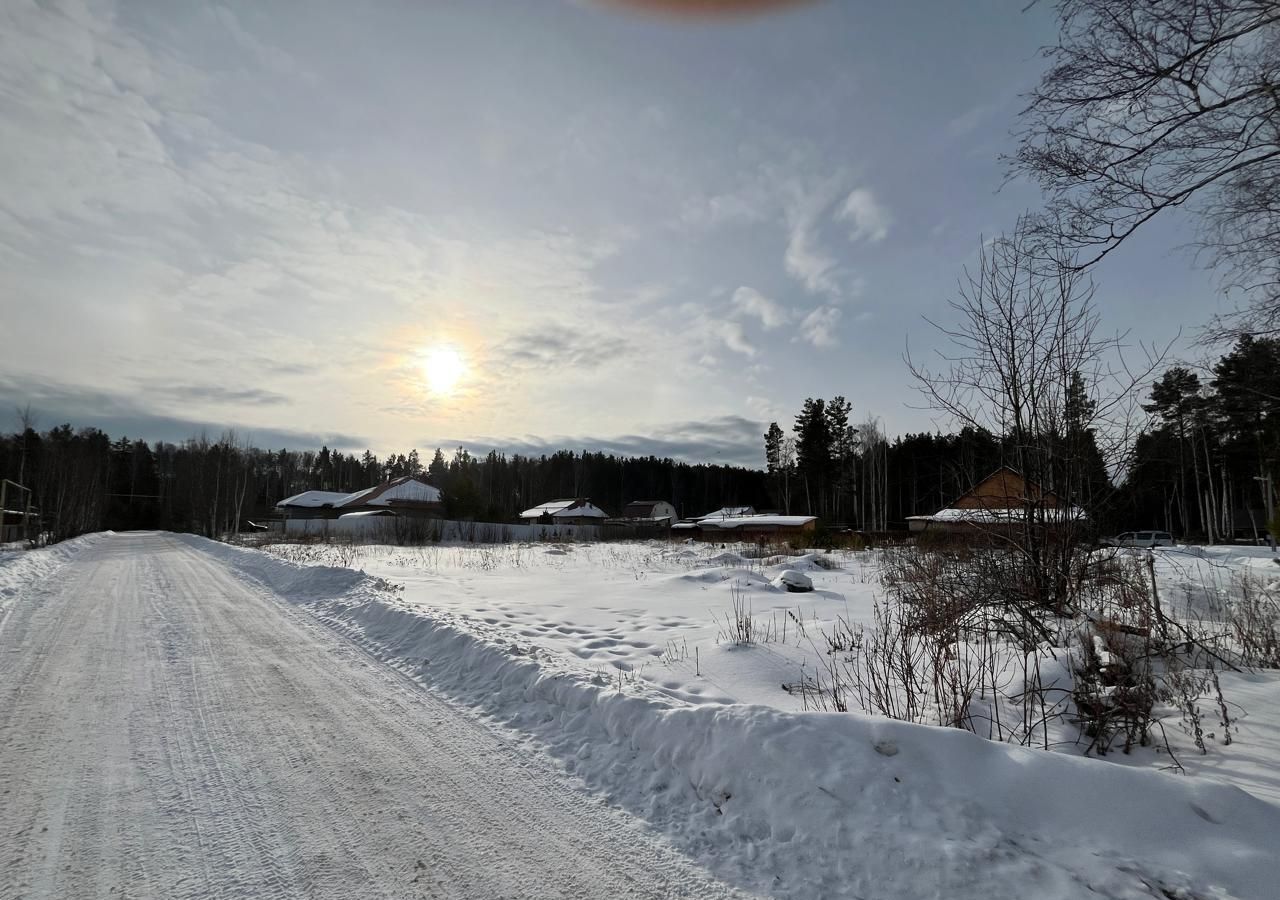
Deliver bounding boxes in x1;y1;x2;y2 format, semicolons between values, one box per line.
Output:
235;535;1280;898
258;538;1280;798
265;540;881;709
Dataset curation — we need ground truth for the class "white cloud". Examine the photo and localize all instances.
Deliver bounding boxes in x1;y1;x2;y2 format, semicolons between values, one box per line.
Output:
730;286;790;330
838;188;891;243
784;219;842;298
717;320;758;357
780;175;873;300
798;306;841;348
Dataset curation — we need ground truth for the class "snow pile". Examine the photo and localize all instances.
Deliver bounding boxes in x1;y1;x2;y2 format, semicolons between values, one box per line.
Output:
0;532;113;612
187;535;1280;900
773;569;813;592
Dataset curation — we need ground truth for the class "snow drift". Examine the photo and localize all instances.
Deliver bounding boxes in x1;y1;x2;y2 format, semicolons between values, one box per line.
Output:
0;532;112;613
183;534;1280;900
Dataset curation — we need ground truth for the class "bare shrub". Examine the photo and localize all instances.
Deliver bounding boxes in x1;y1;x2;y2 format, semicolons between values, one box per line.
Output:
812;543;1241;762
714;581;779;646
1227;572;1280;668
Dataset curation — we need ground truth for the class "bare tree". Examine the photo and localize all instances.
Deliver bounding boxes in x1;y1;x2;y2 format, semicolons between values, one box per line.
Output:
1013;0;1280;342
909;219;1163;622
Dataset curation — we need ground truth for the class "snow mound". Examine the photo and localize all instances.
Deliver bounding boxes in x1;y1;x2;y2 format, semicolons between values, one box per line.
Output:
187;535;1280;900
672;568;780;591
704;551;750;566
773;569;814;592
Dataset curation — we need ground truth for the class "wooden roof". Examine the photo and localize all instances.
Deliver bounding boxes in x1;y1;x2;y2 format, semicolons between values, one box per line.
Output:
949;466;1063;511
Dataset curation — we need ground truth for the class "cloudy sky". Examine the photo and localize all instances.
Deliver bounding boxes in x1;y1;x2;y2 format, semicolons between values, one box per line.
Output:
0;0;1221;466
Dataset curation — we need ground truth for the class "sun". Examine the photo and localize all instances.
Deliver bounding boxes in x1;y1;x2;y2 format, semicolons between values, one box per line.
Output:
421;346;466;395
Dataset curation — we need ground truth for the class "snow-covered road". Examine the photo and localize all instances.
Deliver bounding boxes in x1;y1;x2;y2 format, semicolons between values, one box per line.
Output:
0;532;747;900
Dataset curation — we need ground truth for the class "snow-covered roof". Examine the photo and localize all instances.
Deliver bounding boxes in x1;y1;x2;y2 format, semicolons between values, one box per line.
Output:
521;500;577;518
338;509;398;519
520;499;608;519
699;515;817;529
276;490;353;509
906;506;1088;524
278;477;442;511
340;477;442;508
699;506;755;521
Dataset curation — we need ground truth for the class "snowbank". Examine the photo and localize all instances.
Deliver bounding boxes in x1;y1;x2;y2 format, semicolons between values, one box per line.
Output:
0;532;113;613
185;534;1280;900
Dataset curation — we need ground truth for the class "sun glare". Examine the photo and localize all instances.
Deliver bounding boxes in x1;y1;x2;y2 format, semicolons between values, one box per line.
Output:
422;346;466;395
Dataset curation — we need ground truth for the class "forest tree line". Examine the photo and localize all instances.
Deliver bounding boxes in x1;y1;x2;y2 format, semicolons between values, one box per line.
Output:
762;338;1278;541
2;338;1275;544
0;430;774;542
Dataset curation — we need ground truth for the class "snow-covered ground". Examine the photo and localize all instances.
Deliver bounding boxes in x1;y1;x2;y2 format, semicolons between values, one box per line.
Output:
258;539;1280;799
225;535;1280;899
5;532;1279;898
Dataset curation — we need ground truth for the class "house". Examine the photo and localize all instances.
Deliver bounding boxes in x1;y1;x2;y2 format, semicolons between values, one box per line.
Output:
275;490;355;520
276;476;444;522
621;500;678;524
694;513;817;541
905;467;1087;537
335;476;443;518
519;498;609;527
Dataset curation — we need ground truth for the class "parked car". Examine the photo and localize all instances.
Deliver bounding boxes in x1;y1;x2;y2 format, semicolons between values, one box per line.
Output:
1101;531;1176;548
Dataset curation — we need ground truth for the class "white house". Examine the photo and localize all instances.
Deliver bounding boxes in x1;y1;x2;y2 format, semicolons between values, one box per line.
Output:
276;476;444;521
520;498;609;526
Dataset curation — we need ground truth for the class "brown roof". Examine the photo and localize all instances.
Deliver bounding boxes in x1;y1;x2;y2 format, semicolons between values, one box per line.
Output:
949;466;1063;511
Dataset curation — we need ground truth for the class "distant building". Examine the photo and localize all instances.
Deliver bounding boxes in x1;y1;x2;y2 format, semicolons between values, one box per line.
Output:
276;476;444;522
519;498;609;526
275;490;355;520
621;500;678;524
698;506;755;521
336;476;444;518
904;467;1086;537
693;514;817;541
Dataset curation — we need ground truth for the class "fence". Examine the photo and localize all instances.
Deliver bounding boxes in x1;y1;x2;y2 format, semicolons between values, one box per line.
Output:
281;516;602;544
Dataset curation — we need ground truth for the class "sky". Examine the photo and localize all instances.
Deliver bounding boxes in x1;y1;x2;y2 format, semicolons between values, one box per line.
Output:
0;0;1226;468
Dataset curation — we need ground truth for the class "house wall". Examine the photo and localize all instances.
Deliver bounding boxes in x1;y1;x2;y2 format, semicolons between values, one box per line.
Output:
278;506;340;520
952;470;1061;510
693;520;815;541
650;502;678;521
555;516;607;527
351;502;444;520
